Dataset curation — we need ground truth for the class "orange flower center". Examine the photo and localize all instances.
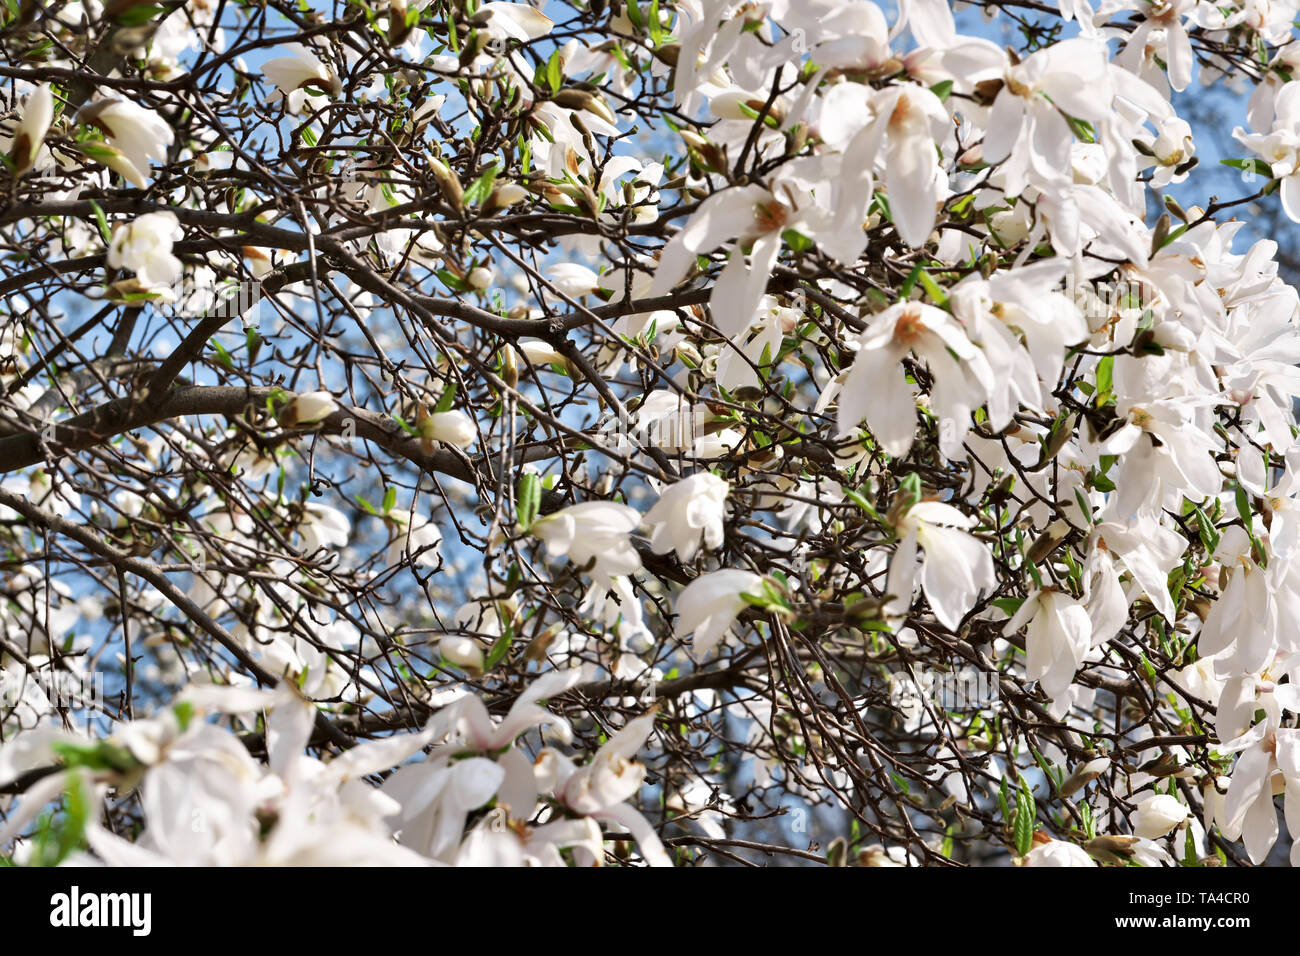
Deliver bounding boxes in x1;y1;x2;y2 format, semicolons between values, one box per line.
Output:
893;306;928;346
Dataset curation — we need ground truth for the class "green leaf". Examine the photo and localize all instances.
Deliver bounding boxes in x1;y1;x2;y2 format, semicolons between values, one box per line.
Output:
435;381;457;413
1220;157;1271;177
89;199;112;244
898;262;925;300
625;0;645;31
485;627;514;669
172;699;194;732
1014;779;1035;857
544;49;563;93
51;739;139;774
843;486;882;524
437;268;470;293
1073;487;1095;527
991;596;1024;617
1094;354;1113;402
115;2;165;26
781;228;813;253
209;338;234;369
516;472;541;531
1193;504;1220;555
463;161;501;206
916;270;948;307
929;79;954;102
1236;483;1253;536
897;472;922;507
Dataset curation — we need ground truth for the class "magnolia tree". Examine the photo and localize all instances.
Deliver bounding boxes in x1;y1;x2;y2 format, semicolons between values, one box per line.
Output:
2;0;1300;869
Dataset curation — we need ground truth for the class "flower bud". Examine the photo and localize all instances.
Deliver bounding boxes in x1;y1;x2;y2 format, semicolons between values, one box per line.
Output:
280;390;338;427
1131;793;1190;839
439;635;485;673
429;157;464;210
418;407;476;449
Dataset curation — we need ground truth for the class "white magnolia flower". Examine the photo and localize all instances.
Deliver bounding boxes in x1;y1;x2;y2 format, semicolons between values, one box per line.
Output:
1022;840;1096;867
81;98;174;187
1218;721;1300;864
299;501;351;553
263;44;341;111
643;472;729;562
386;514;441;569
550;710;672;867
888;501;996;632
531;501;643;584
1113;0;1199;92
515;339;569;371
864;83;952;248
107;212;183;291
837;302;994;460
419;409;476;448
546;262;603;299
1236;82;1300;221
1196;526;1275;676
951;36;1113;193
673;568;764;656
283;390;339;426
439;634;485;672
7;83;53;175
1131;793;1191;839
1003;588;1092;705
478;2;553;41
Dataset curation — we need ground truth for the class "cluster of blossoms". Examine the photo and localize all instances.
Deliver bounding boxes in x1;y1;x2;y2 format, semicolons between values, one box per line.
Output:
4;0;1300;868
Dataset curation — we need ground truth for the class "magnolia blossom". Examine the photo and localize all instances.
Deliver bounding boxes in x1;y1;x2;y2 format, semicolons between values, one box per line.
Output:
946;36;1113;194
643;473;729;562
1003;589;1092;706
386;514;441;570
80;98;174;187
673;569;765;656
650;168;866;336
546;262;603;299
1237;81;1300;222
883;502;993;634
298;501;351;553
282;390;339;427
1110;0;1200;92
531;502;643;585
1131;793;1191;839
263;44;341;111
867;83;952;248
7;83;53;176
478;2;553;41
1196;527;1276;676
551;711;671;866
1022;841;1096;867
439;634;484;672
418;409;476;449
837;302;993;460
107;212;183;291
887;501;996;632
1219;721;1300;864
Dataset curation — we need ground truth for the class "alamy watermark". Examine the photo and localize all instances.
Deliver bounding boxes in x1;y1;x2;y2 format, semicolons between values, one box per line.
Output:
163;276;262;325
889;663;999;714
